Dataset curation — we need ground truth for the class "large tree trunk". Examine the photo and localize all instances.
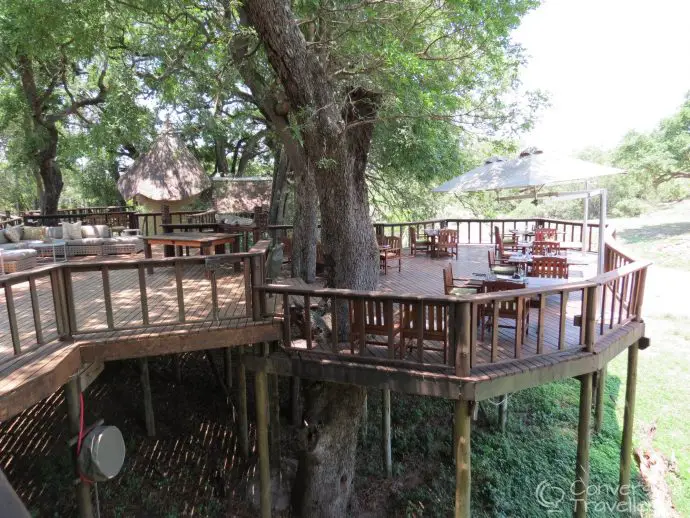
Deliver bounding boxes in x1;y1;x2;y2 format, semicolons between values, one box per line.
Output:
291;168;318;283
269;145;289;225
245;1;379;515
37;124;63;218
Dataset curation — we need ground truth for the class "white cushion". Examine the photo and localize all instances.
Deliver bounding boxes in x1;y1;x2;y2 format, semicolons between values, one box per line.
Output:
82;225;111;238
62;221;82;240
2;249;37;259
46;227;63;239
4;226;22;243
22;226;47;241
0;243;19;251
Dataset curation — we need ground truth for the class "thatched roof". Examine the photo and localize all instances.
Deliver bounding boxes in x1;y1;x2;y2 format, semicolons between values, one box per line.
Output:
117;131;211;202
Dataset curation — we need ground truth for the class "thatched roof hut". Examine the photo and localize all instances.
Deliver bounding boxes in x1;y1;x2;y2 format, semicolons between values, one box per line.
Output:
117;130;211;211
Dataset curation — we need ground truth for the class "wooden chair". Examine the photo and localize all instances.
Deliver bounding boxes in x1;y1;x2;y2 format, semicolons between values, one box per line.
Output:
436;229;458;259
349;299;401;353
487;250;517;276
532;240;561;255
409;227;430;256
534;227;557;241
443;264;482;296
479;280;530;341
530;256;569;279
399;301;448;362
493;226;515;259
379;236;402;274
495;225;518;250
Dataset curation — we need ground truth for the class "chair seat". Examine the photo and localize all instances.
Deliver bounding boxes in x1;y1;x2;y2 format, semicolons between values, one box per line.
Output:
380;251;400;258
492;265;517;275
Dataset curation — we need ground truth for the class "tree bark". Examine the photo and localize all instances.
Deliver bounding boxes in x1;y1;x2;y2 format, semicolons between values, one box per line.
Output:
269;145;289;225
244;1;380;515
37;123;63;218
292;382;366;517
291;168;318;283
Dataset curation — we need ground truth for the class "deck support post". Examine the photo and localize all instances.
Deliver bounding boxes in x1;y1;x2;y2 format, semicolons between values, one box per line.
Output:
64;378;95;518
139;357;155;437
454;398;471;518
619;342;639;503
290;376;302;426
255;370;272;518
594;366;607;433
498;394;509;433
269;374;281;469
382;389;392;478
574;373;593;518
237;347;249;459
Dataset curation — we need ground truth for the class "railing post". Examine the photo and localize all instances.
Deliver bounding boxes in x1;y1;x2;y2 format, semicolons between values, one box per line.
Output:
633;267;647;321
453;302;471;377
584;286;597;352
243;256;252;318
251;254;263;321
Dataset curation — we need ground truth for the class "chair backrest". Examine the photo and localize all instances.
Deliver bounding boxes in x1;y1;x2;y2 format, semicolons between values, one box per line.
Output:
438;228;458;244
376;234;387;246
487;249;496;268
532;240;561;255
400;301;447;341
535;228;557;241
530;256;569;279
481;279;527;317
387;236;401;250
349;299;395;333
442;265;453;294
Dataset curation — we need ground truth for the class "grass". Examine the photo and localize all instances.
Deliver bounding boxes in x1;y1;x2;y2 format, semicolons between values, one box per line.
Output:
608;200;690;515
356;380;649;517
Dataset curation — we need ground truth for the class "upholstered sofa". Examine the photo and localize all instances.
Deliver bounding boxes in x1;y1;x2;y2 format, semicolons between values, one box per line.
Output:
0;223;143;259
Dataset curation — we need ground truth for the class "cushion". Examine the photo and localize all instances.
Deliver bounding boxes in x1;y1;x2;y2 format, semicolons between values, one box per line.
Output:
22;226;46;241
492;265;517;275
216;213;253;226
4;226;22;243
107;236;141;244
46;226;63;239
62;221;82;240
82;225;111;238
450;287;477;296
0;243;19;251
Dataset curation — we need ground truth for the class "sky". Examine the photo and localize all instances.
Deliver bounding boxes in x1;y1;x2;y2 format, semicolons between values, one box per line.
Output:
513;0;690;156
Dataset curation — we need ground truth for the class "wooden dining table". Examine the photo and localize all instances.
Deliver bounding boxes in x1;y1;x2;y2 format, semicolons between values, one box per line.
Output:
141;232;241;273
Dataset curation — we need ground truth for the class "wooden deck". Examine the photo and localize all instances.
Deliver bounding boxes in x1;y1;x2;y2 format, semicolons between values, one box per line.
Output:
269;245;598;370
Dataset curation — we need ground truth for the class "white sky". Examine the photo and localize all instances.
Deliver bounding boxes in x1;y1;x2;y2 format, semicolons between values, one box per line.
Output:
513;0;690;155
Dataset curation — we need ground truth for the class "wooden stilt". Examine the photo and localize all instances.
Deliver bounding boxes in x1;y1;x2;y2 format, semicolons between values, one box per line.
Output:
290;376;301;427
574;373;593;518
594;367;607;433
139;358;155;437
619;343;639;503
205;350;229;399
64;378;95;518
362;391;368;439
498;394;508;433
454;399;471;518
237;348;249;459
382;389;392;478
255;370;272;518
224;348;233;389
269;374;281;469
173;355;182;384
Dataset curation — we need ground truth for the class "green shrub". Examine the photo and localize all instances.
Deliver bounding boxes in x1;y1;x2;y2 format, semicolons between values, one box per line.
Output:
611;198;647;218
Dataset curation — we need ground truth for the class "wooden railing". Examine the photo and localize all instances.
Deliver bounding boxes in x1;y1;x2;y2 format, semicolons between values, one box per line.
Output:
0;212;23;226
255;233;648;377
0;242;271;357
268;217;601;253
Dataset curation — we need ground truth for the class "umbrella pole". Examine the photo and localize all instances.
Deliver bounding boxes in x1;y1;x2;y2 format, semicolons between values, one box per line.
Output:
597;189;607;275
582;181;589;254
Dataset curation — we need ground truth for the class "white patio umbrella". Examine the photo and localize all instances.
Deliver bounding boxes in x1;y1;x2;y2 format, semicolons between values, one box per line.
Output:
433;149;625;273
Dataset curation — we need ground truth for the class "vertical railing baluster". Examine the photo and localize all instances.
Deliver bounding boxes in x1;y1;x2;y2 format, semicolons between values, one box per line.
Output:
4;284;21;354
304;294;312;349
609;278;618;329
63;267;77;334
101;266;114;330
491;302;499;362
584;286;597;352
282;293;291;348
175;260;185;323
243;256;252;318
618;274;629;324
515;297;524;359
537;293;545;354
28;276;44;345
210;270;219;321
559;290;569;350
138;264;149;325
331;296;339;352
416;302;424;363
